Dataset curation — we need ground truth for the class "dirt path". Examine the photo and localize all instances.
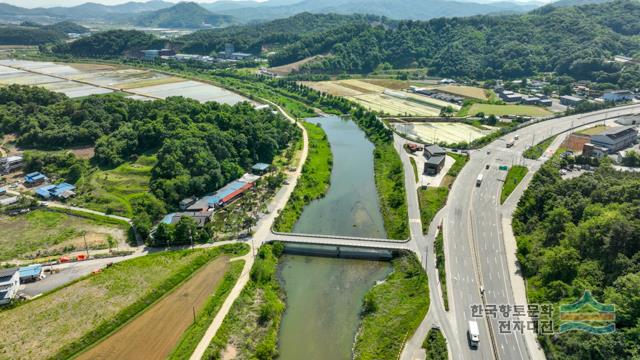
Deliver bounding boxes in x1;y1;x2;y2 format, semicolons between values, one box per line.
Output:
77;256;231;360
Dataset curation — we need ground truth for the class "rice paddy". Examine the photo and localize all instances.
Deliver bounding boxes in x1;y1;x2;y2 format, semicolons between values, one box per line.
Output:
0;59;254;105
302;79;460;116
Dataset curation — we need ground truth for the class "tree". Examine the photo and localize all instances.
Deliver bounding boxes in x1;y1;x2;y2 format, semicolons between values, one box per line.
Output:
173;216;198;245
66;163;83;184
150;222;173;247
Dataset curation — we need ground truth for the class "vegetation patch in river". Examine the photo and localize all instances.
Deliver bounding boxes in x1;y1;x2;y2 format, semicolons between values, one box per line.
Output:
354;253;429;359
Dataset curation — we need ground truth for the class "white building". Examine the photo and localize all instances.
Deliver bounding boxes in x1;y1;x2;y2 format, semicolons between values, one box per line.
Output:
0;268;20;305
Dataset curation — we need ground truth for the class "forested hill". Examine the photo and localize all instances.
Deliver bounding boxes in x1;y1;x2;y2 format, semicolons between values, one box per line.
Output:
0;21;88;45
267;0;640;83
134;2;235;29
178;13;378;55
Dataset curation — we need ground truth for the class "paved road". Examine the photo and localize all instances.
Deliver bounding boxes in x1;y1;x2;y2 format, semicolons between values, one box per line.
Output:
445;103;640;360
270;231;412;250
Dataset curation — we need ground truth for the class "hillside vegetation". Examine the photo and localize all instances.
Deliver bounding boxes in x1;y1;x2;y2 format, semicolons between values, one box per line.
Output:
134;2;235;28
514;156;640;359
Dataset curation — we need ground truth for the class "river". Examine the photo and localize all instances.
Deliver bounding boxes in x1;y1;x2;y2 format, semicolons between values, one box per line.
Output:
277;115;391;360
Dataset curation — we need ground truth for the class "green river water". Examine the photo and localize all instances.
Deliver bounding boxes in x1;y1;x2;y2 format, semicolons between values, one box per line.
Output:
277;116;392;360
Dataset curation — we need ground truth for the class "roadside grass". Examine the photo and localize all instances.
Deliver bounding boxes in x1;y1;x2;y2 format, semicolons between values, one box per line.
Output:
468;103;552;117
204;243;285;359
423;327;449;360
273;122;332;232
442;152;469;188
417;187;449;234
0;244;248;360
523;135;557;160
374;143;409;239
434;231;449;311
353;254;429;359
168;259;245;360
73;155;156;217
410;157;419;182
575;124;608;136
0;209;127;261
500;165;529;204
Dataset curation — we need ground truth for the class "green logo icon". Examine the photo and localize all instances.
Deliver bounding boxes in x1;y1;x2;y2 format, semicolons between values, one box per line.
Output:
559;291;615;334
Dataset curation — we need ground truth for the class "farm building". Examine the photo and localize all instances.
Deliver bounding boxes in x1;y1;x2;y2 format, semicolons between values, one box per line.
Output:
0;195;18;206
582;143;609;158
603;90;635;103
162;211;214;228
1;155;23;174
35;183;76;200
179;197;197;210
208;180;254;208
251;163;271;175
423;145;447;175
24;172;46;186
616;114;640;126
590;126;638;153
0;268;20;305
19;264;42;283
560;95;584;107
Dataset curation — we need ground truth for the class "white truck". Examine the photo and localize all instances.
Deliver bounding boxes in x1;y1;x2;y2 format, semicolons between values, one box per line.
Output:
468;320;480;348
476;173;484;187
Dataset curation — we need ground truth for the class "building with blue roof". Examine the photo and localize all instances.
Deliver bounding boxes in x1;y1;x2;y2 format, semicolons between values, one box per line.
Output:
208;180;254;208
35;183;76;200
24;172;46;186
251;163;271;175
19;264;42;283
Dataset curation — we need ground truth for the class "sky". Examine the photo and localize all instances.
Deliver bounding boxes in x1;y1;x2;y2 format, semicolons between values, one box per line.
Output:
2;0;259;8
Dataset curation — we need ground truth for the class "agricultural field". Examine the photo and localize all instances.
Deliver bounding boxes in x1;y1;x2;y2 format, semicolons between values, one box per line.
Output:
430;85;488;100
576;124;608;136
394;122;495;144
72;155;155;217
0;245;247;360
302;79;459;116
468;103;552;117
0;59;255;105
0;209;127;261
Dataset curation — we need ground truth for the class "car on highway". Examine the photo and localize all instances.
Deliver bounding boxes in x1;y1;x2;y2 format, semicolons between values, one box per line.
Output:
485;164;490;170
468;320;480;348
476;174;484;187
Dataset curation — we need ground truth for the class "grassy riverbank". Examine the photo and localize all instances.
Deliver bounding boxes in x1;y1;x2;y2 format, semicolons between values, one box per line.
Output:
353;254;429;359
434;231;449;311
423;328;449;360
374;143;410;239
273;122;332;232
523;135;556;160
168;259;245;360
204;243;285;359
500;165;529;204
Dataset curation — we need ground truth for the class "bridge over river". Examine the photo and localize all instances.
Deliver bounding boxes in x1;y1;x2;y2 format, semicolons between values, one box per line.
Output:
268;231;413;251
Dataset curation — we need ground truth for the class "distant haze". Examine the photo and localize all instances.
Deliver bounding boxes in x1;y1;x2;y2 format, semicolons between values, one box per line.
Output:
2;0;548;9
1;0;263;8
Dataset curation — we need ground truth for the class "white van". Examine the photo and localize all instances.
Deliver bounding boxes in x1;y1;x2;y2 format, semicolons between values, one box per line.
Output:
468;320;480;348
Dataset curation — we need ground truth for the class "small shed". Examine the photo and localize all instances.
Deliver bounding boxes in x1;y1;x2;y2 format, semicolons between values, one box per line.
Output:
251;163;271;175
19;264;42;283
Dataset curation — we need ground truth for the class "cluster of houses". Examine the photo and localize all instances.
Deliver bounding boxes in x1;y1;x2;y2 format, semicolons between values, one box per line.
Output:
0;264;43;305
160;163;271;230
